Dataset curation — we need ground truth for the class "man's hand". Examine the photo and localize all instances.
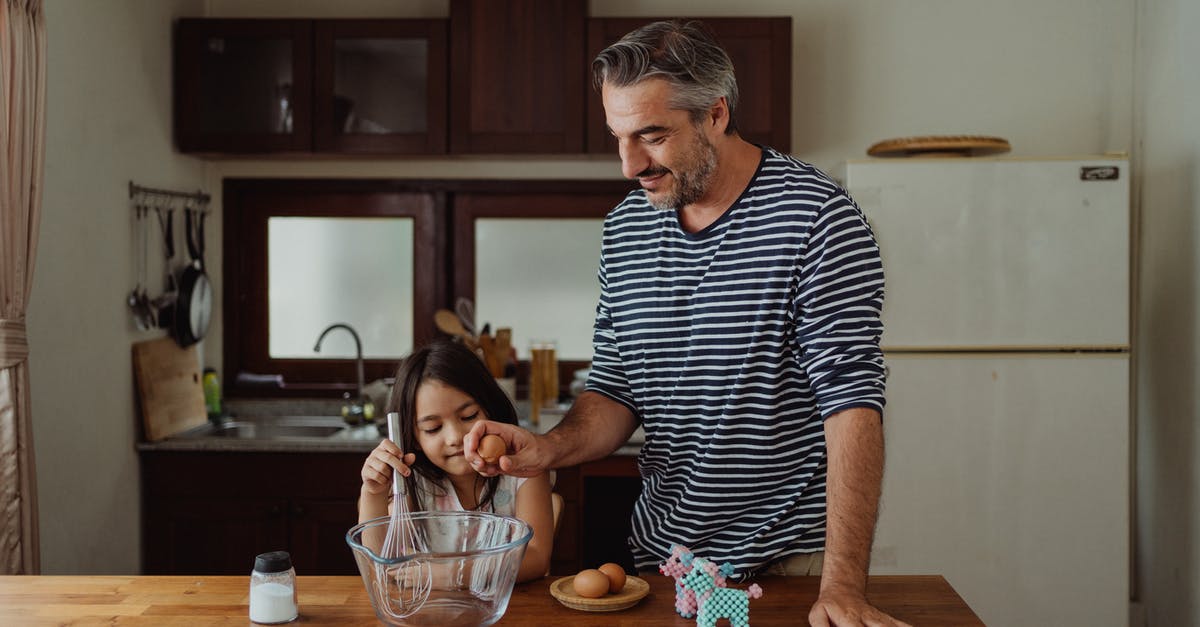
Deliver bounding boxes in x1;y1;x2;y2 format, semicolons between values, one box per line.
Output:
463;420;549;477
816;407;911;626
809;584;913;627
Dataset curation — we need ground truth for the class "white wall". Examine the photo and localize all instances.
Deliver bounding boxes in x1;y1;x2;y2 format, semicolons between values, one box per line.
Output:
30;0;207;573
1134;0;1200;624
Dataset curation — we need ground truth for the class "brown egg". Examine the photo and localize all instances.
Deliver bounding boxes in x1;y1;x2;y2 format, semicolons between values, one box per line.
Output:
573;569;610;598
478;434;506;463
597;562;626;593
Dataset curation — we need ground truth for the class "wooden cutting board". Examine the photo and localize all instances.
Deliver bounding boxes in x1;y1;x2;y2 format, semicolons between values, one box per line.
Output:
132;337;206;441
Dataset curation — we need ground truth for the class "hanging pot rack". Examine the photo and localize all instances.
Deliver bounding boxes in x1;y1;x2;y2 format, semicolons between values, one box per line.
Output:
127;181;213;346
128;180;211;208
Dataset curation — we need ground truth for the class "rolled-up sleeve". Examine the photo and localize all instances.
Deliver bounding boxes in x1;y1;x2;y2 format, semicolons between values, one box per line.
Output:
793;192;887;419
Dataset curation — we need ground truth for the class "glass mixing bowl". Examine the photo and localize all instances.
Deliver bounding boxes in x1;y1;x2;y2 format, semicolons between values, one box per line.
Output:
346;511;532;626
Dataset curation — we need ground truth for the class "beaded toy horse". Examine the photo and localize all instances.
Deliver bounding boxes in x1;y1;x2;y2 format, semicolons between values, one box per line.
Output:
658;545;734;619
680;556;763;627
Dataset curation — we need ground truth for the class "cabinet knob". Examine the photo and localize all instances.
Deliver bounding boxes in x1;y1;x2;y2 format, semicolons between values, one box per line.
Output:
292;504;306;518
268;505;283;517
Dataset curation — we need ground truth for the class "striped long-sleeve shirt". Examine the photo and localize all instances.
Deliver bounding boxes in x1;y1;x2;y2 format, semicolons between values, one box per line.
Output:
585;147;886;578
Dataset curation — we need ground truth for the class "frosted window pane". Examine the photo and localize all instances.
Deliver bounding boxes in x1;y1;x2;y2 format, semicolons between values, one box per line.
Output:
474;218;603;361
268;217;414;359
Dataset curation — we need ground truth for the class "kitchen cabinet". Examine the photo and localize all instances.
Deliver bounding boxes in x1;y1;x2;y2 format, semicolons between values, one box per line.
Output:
448;0;585;153
550;455;641;575
174;18;447;155
585;17;792;154
174;19;311;153
141;451;363;575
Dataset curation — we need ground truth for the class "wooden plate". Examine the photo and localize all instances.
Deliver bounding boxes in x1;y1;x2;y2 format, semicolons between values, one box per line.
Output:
549;575;650;612
867;135;1011;158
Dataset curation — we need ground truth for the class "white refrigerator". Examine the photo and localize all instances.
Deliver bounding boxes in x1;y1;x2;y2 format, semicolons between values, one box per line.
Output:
839;157;1130;627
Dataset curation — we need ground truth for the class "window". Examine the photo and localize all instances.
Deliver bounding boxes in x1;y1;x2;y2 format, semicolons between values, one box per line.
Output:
223;179;629;397
223;179;443;395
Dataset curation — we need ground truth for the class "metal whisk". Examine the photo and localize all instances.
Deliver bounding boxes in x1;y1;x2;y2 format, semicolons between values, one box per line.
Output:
374;412;432;620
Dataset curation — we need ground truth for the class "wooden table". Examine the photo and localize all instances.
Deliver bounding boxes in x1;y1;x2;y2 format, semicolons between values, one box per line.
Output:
0;574;983;625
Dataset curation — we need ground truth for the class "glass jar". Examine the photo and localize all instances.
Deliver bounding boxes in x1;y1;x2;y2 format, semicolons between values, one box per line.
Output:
249;550;298;624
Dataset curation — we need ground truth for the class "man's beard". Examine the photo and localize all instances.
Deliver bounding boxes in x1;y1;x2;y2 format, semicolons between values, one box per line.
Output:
645;132;718;211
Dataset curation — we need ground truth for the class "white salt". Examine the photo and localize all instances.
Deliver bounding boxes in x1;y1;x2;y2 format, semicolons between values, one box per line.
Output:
250;581;298;624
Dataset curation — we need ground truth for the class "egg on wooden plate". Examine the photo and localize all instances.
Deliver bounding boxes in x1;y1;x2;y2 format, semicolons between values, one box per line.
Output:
572;569;610;598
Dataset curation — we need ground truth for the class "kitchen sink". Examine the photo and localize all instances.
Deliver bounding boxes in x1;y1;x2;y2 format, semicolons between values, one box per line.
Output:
174;415;352;441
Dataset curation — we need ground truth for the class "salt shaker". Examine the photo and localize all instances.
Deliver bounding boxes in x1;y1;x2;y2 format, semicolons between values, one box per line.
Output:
249;550;298;624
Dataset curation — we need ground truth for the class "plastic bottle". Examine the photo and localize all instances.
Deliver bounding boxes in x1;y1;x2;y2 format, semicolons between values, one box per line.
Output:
249;550;298;624
202;368;221;421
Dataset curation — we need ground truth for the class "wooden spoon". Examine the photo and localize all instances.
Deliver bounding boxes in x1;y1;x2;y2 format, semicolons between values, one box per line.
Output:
435;309;472;342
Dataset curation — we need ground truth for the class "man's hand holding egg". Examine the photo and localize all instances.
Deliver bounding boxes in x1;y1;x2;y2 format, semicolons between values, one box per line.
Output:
478;434;506;464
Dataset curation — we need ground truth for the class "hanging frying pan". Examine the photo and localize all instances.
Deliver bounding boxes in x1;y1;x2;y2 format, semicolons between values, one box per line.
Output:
172;206;212;347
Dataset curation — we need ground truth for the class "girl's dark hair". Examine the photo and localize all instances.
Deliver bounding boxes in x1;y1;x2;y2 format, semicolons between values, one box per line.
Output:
385;339;518;511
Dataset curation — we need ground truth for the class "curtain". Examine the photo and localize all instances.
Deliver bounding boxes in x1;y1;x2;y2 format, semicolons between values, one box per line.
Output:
0;0;45;575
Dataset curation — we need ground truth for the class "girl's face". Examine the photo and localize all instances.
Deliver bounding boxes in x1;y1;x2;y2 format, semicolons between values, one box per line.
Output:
413;379;487;478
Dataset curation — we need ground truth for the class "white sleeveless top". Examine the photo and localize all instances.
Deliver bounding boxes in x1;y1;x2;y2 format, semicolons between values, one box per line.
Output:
412;473;527;516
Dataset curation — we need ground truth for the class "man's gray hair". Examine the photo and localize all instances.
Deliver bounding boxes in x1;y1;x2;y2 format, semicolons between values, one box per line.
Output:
592;20;739;135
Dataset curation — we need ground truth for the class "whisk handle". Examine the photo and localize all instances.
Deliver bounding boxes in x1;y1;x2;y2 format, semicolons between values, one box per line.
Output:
386;412;404;498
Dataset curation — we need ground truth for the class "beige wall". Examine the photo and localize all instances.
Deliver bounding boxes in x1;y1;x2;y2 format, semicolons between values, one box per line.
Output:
32;0;207;574
1134;0;1200;624
32;4;1194;624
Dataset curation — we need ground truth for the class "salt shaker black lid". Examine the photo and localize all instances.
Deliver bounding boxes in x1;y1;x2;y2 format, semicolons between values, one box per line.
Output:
253;551;293;573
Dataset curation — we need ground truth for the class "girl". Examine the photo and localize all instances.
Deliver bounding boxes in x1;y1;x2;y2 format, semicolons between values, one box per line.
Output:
359;339;554;582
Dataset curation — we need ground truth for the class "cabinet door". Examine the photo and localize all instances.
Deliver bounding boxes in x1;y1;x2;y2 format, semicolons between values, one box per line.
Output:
449;0;585;153
174;19;312;153
144;497;289;575
313;20;448;154
288;499;362;575
585;18;791;154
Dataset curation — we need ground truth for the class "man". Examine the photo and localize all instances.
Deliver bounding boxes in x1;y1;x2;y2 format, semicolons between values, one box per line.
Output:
467;20;908;626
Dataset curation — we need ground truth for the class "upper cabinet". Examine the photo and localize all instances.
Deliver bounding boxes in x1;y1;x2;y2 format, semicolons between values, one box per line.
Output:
313;20;448;154
174;12;789;156
448;0;585;154
174;19;312;153
174;18;447;155
586;17;792;154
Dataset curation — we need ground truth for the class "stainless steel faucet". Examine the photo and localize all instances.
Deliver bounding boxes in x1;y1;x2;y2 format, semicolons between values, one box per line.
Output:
314;323;368;423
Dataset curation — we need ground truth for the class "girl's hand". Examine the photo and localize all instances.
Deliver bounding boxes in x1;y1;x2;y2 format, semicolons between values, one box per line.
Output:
361;439;417;495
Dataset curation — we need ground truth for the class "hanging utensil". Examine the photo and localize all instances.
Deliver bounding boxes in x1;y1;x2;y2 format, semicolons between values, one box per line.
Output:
150;202;178;327
128;203;152;330
172;204;212;347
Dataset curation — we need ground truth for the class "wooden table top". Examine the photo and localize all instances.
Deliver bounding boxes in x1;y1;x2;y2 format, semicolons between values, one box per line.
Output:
0;574;983;626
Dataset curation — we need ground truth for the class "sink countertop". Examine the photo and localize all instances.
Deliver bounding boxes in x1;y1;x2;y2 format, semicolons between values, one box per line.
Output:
135;422;384;453
138;398;644;455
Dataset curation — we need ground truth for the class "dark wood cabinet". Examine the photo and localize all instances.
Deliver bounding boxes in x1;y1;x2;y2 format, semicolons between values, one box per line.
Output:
142;451;364;575
175;18;447;155
313;19;448;154
550;455;641;576
449;0;586;153
174;19;312;154
175;13;788;156
585;17;792;154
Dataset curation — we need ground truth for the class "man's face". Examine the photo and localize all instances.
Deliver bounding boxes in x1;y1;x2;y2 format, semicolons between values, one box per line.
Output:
602;79;718;211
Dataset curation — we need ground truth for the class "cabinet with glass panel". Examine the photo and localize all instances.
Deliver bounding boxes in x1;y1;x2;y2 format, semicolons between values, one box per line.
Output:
175;19;447;155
